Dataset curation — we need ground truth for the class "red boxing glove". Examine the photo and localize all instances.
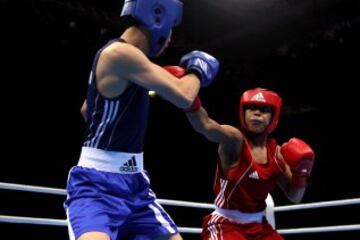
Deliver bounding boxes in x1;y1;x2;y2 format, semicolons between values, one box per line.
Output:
163;65;202;112
163;65;186;78
280;138;315;188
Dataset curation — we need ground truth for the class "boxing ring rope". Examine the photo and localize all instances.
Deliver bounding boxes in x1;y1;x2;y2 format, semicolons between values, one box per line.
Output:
0;182;214;209
1;182;360;235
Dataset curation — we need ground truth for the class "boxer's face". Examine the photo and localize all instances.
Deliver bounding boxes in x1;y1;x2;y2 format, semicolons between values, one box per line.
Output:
244;105;273;134
155;30;172;57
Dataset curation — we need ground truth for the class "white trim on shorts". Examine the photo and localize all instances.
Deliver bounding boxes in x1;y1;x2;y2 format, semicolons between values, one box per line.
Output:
78;146;144;174
213;207;265;223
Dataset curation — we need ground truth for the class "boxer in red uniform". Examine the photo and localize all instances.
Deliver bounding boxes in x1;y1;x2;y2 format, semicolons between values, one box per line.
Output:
164;66;315;240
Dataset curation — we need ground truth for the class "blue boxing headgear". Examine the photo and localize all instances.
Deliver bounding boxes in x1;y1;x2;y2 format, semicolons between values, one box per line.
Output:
121;0;183;57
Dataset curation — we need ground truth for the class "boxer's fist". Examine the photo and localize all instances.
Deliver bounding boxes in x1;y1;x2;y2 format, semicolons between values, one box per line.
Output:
281;138;315;187
179;51;219;87
163;66;186;78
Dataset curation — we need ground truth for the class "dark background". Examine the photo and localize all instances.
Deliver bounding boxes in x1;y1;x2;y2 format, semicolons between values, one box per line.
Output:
0;0;359;239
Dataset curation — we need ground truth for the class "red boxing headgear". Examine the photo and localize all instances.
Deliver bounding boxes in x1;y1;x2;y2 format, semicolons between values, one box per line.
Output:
239;88;282;135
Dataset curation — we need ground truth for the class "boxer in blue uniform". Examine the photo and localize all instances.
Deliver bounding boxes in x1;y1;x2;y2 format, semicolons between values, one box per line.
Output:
64;0;219;240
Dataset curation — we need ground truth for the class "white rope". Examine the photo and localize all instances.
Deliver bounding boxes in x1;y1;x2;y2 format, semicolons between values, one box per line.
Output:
0;182;66;195
0;214;202;233
178;227;202;234
0;182;213;209
2;182;360;211
2;182;360;232
278;224;360;234
1;181;360;235
275;198;360;212
0;215;66;226
1;214;359;234
157;199;213;209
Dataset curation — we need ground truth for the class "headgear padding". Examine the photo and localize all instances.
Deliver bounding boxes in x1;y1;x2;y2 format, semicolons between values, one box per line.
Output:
121;0;183;57
239;88;282;134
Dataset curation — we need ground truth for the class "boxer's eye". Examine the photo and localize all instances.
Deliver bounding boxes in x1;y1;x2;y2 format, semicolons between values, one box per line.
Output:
247;105;273;113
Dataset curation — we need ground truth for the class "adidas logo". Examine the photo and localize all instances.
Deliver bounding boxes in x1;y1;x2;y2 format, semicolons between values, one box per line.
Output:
248;171;260;180
251;92;266;102
194;59;208;73
119;156;138;172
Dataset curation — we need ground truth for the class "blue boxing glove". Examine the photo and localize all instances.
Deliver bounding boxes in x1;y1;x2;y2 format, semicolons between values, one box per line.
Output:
179;51;219;87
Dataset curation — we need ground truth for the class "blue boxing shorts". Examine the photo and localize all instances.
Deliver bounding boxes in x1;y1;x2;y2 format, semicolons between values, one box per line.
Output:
64;147;178;240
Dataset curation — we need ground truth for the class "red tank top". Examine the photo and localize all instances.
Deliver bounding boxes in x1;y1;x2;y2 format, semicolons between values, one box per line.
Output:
214;138;285;212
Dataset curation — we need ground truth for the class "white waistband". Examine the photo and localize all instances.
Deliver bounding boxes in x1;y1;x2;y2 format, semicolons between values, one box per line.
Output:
213;207;264;224
78;147;144;174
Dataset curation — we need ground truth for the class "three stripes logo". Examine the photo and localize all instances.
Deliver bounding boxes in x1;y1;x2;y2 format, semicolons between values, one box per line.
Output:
248;170;260;180
120;156;138;172
250;92;266;102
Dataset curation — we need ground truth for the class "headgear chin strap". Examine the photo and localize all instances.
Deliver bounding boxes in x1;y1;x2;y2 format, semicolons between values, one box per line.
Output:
239;88;282;135
121;0;183;57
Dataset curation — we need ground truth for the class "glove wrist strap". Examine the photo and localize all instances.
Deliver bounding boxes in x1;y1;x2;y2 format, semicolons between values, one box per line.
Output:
187;69;202;82
292;174;311;188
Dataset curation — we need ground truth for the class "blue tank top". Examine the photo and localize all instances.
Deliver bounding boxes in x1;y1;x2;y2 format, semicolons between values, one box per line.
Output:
83;39;150;153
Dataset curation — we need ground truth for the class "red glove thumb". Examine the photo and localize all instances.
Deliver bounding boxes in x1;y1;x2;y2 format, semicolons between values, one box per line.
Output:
281;138;315;187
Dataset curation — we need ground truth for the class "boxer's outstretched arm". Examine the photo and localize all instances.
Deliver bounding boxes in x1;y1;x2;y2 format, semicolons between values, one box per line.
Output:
186;106;243;168
186;106;242;145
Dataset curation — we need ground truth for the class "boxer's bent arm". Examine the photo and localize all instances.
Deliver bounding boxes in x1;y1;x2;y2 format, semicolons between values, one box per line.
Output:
276;160;306;203
103;43;200;109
